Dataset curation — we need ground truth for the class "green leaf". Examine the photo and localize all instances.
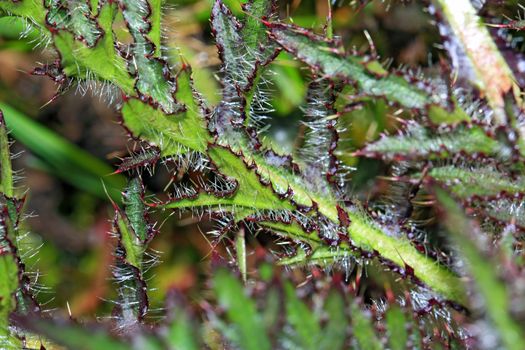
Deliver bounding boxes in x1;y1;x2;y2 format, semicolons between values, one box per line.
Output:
121;67;210;156
57;1;100;46
0;113;24;330
112;177;151;326
239;0;278;124
211;0;243;81
358;124;509;161
232;139;337;220
213;269;271;350
385;306;408;350
319;291;347;350
113;0;176;111
347;207;467;305
167;145;466;304
18;318;134;350
0;0;46;27
284;282;321;350
123;177;148;243
423;166;525;199
0;111;13;197
428;104;471;124
0;16;43;51
168;43;220;104
0;116;33;322
350;302;382;350
0;254;21;350
54;3;135;94
277;246;355;267
164;145;294;214
435;188;525;350
211;0;277;126
260;221;322;247
116;209;143;269
148;0;163;57
166;309;200;350
269;23;456;113
241;0;274;51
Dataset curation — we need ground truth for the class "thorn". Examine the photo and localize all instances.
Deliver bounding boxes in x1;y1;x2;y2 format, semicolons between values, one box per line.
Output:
363;30;377;58
66;301;72;318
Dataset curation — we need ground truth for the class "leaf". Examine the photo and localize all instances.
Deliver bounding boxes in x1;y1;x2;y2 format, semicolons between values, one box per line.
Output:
423;166;525;199
385;305;408;350
213;269;271;350
164;145;294;214
233;139;338;219
115;209;144;270
212;0;275;84
53;3;135;94
211;0;277;127
0;112;24;339
168;43;220;105
0;0;46;27
166;311;200;350
0;111;13;197
123;177;148;243
269;23;451;113
435;188;525;350
483;197;525;228
347;207;467;304
121;0;177;112
211;0;243;82
358;123;509;161
319;291;347;350
284;282;321;350
0;254;21;350
112;177;153;326
147;0;163;57
277;246;356;267
52;1;101;46
241;0;274;52
121;67;210;156
166;145;466;304
0;16;42;51
13;317;135;350
260;221;322;246
0;110;38;325
350;302;382;350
